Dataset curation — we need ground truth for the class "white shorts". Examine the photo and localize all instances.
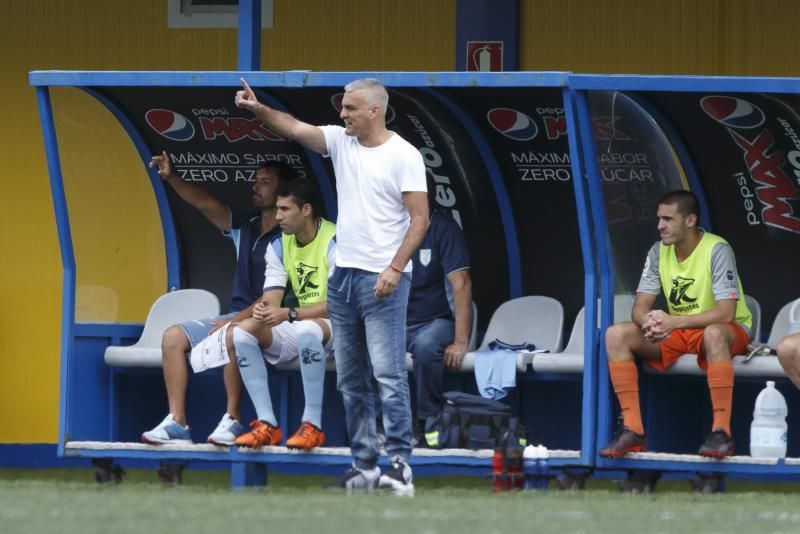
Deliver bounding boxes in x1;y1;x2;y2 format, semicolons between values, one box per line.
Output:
263;319;334;365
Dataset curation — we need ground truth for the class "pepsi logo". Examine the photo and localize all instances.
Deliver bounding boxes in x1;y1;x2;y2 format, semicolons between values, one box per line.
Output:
487;108;538;141
700;96;765;129
330;93;396;124
146;109;196;141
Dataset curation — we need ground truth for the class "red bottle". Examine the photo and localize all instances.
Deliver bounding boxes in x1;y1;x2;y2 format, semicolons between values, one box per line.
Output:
492;448;508;492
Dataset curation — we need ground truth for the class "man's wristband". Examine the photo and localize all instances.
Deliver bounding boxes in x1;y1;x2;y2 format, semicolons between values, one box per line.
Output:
389;264;402;274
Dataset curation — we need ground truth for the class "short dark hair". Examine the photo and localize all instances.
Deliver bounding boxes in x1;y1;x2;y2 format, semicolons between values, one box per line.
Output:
277;178;321;217
259;161;298;182
658;189;700;219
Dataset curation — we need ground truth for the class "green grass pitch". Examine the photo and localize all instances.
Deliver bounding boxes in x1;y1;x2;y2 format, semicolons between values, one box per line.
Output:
1;469;799;533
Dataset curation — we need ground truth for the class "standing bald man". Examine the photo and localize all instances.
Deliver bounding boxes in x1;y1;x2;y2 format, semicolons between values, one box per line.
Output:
235;78;428;496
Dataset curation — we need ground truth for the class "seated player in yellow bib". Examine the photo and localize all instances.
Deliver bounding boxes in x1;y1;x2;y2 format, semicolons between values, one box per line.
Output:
600;190;751;459
226;178;336;450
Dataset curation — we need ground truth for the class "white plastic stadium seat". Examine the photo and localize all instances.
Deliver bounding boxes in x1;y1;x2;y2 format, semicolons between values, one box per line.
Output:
458;296;564;373
766;298;799;347
468;300;479;352
744;294;762;344
104;289;220;367
532;294;635;373
731;297;798;377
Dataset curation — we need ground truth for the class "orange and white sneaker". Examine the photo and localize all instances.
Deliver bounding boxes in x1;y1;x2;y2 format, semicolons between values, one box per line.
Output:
234;420;282;448
286;421;326;450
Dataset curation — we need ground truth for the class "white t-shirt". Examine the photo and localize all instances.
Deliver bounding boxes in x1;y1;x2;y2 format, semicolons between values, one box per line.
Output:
320;125;427;273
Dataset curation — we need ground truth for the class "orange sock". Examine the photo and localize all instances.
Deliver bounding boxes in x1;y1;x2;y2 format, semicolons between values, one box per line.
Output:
707;360;734;436
609;360;644;435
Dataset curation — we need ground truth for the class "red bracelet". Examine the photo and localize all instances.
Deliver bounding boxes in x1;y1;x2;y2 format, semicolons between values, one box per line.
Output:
389;264;402;273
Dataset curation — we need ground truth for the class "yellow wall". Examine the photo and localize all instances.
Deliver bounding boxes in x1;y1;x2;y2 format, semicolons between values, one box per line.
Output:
521;0;800;75
264;1;456;71
52;88;168;324
0;0;455;444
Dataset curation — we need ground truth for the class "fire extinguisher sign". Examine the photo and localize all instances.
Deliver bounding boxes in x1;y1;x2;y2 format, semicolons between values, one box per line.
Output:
466;41;503;72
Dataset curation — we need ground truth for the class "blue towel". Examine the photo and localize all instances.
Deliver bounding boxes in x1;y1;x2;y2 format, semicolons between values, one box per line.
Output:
473;350;518;400
488;339;537;352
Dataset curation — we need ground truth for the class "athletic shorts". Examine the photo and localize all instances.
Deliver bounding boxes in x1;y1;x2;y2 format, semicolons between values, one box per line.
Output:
263;319;335;365
646;323;750;372
178;312;237;348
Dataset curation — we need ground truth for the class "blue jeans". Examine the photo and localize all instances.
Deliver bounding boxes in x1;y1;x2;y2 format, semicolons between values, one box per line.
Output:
328;267;412;470
407;318;455;420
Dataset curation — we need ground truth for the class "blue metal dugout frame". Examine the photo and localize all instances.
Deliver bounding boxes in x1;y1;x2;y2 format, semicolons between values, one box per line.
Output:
570;73;800;478
32;68;800;483
30;69;605;474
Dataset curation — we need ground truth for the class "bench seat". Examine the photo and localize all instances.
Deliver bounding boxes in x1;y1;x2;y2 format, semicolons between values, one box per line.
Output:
650;353;786;377
105;346;163;367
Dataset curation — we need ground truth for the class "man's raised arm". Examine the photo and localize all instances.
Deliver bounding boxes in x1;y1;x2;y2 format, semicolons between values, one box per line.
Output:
149;150;231;231
235;78;327;155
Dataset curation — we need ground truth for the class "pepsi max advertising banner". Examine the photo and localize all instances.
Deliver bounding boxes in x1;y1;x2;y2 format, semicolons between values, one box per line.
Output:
95;85;586;322
644;91;800;325
440;87;584;318
98;87;326;305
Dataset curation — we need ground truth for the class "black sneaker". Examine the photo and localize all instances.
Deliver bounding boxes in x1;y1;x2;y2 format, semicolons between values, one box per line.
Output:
698;429;734;458
599;426;647;458
325;465;380;493
378;456;415;497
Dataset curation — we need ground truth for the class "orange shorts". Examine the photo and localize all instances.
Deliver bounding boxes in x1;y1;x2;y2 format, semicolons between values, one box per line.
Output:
645;324;750;372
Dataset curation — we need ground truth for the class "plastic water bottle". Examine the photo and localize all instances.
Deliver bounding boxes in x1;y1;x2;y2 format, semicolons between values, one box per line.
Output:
750;381;788;458
522;445;537;489
537;445;550;480
523;444;549;490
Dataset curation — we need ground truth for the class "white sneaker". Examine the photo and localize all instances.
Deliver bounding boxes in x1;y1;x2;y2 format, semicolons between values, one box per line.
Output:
379;456;414;497
207;413;245;445
326;465;381;494
141;414;192;444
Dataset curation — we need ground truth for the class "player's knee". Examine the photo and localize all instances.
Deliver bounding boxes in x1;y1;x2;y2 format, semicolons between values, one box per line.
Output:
605;323;630;353
702;324;730;356
295;323;325;366
232;326;260;364
703;324;727;344
236;318;259;334
162;325;189;354
295;322;324;351
295;320;323;339
777;335;800;368
297;332;323;360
